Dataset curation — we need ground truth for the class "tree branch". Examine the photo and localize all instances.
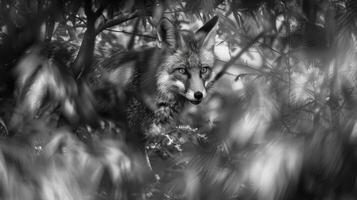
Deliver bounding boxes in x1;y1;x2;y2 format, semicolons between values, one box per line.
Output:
104;29;156;39
95;12;140;35
74;16;87;26
95;3;159;35
94;2;109;19
208;32;265;88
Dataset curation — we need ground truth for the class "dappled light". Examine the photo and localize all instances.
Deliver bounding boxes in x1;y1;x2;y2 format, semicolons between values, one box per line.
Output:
1;0;357;200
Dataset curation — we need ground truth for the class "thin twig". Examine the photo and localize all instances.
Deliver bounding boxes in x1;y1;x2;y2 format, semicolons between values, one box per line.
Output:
208;32;265;87
74;16;87;26
94;2;109;19
163;10;185;14
237;33;282;55
103;28;156;39
96;3;158;35
145;148;153;171
95;12;139;35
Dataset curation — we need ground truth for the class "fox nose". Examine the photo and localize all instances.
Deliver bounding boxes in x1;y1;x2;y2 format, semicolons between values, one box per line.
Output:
194;92;203;100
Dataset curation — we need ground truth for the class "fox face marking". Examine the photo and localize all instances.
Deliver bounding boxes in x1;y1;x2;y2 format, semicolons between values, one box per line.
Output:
161;51;213;104
156;16;218;105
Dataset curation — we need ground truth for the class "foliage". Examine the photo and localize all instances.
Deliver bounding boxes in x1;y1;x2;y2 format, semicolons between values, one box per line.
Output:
1;0;357;200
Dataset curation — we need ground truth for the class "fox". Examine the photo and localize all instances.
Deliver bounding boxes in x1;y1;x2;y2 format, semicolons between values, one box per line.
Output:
89;16;219;137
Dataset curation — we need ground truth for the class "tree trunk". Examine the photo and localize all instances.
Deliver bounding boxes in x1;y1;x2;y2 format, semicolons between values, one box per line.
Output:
73;16;96;78
45;18;55;42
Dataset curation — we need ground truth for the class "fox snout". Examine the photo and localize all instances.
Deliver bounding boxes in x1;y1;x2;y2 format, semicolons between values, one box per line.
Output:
184;74;207;104
185;90;206;105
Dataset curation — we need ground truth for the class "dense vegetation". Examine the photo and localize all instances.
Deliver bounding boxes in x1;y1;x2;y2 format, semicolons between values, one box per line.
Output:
1;0;357;199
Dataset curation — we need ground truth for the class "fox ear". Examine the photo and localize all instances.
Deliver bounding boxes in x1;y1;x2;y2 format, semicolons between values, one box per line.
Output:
195;16;219;50
157;17;181;51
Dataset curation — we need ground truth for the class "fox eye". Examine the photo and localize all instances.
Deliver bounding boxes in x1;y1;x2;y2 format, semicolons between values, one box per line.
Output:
177;68;187;74
201;66;210;74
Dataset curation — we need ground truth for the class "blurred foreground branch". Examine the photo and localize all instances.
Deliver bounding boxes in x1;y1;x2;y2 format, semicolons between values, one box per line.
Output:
208;32;265;88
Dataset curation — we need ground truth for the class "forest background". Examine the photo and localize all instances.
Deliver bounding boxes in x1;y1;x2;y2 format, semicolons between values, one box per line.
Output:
0;0;357;199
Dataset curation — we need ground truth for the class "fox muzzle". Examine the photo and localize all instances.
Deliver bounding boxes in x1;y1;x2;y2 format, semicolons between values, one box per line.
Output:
184;73;207;104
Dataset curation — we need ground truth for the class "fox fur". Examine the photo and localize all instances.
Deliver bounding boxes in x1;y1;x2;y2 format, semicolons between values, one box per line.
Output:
90;16;219;137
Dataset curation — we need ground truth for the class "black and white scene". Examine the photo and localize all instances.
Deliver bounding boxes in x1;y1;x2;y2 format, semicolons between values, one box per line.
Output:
0;0;356;199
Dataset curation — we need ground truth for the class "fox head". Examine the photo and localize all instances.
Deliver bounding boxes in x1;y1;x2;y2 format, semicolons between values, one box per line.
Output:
156;16;218;105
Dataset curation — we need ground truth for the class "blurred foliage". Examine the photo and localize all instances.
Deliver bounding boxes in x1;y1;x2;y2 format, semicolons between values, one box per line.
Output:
1;0;357;200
